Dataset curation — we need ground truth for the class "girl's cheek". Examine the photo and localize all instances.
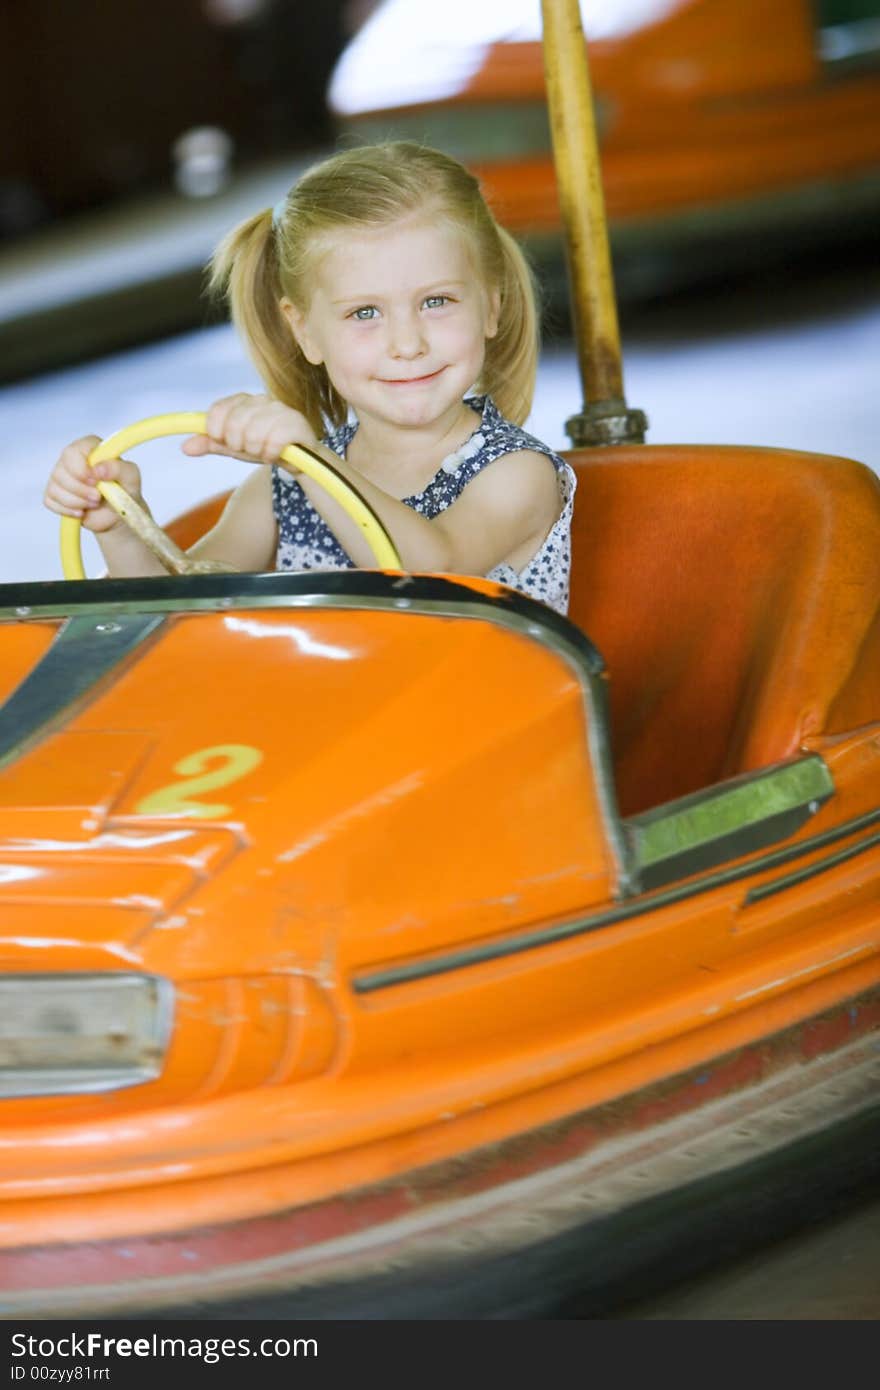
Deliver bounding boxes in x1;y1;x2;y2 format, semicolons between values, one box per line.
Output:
346;339;380;367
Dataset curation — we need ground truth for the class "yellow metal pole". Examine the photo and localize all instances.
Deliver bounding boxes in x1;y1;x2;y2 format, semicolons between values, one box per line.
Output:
540;0;647;446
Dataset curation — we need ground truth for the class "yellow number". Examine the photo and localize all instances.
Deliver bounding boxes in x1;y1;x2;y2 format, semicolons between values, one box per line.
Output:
135;744;264;818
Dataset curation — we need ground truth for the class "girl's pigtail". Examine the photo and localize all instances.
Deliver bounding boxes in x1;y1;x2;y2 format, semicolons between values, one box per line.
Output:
481;226;540;427
208;210;343;438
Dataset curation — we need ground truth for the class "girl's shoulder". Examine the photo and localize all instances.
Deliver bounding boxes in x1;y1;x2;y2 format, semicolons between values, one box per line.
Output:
399;395;575;522
468;396;568;471
458;396;575;500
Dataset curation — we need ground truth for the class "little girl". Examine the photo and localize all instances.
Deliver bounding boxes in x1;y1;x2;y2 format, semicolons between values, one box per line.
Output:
44;142;576;614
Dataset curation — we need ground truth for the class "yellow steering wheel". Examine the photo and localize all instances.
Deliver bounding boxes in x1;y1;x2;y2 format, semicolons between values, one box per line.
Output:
59;411;403;579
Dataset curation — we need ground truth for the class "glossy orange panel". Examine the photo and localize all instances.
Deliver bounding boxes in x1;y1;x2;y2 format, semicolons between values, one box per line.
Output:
64;610;616;975
0;623;56;705
0;904;155;964
0;731;155;840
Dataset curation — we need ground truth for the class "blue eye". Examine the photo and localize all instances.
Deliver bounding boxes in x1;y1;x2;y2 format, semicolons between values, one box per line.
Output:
351;306;378;321
423;295;450;309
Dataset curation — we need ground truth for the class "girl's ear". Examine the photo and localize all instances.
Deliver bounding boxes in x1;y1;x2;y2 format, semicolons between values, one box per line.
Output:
280;298;323;365
485;286;501;340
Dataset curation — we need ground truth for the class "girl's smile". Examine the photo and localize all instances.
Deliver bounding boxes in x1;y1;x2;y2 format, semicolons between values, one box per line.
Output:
378;367;448;386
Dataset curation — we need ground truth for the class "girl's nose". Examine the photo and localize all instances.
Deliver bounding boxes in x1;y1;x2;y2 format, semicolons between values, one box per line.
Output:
388;311;427;359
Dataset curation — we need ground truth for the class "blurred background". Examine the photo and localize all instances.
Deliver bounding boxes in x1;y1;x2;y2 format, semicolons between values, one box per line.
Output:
3;0;880;372
0;1;879;1314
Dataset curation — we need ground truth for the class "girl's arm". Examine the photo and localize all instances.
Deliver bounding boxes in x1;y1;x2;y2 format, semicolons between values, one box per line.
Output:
183;394;562;576
296;446;561;575
180;467;277;573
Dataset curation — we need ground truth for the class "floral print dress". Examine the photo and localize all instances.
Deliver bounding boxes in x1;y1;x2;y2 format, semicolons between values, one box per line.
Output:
271;395;577;615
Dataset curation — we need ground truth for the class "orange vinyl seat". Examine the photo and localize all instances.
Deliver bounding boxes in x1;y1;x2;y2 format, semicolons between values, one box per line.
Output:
567;444;880;816
165;492;230;551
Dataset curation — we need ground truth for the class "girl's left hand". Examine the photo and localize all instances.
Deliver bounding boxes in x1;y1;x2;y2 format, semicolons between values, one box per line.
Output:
181;393;318;468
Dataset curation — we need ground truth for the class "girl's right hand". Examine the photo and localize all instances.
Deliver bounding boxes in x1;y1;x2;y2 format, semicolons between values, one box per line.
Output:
180;393;318;465
43;436;144;534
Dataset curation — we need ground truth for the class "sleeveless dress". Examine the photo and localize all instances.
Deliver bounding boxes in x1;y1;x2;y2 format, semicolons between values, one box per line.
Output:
270;395;577;615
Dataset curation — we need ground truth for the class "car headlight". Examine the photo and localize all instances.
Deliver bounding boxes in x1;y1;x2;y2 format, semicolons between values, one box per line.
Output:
0;974;172;1097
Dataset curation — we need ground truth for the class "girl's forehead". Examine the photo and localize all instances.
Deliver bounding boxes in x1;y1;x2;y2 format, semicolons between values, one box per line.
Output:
309;215;480;291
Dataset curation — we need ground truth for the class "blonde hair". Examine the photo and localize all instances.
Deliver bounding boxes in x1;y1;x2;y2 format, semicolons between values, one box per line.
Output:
209;142;540;436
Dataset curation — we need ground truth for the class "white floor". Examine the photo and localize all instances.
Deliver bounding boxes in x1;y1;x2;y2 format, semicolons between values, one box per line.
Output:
2;283;878;584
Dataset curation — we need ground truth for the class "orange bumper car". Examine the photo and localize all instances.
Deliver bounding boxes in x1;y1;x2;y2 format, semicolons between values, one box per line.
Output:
0;427;878;1317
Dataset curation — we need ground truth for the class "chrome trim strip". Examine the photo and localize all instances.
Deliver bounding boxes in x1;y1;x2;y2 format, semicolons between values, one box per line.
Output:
0;612;166;770
353;804;880;994
0;573;634;892
744;828;880;905
0;571;602;630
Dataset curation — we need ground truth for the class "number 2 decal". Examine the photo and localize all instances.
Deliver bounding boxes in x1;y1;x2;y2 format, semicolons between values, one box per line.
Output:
134;744;264;818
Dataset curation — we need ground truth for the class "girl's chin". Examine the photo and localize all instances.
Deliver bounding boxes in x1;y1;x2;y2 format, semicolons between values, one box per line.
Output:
388;403;461;429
